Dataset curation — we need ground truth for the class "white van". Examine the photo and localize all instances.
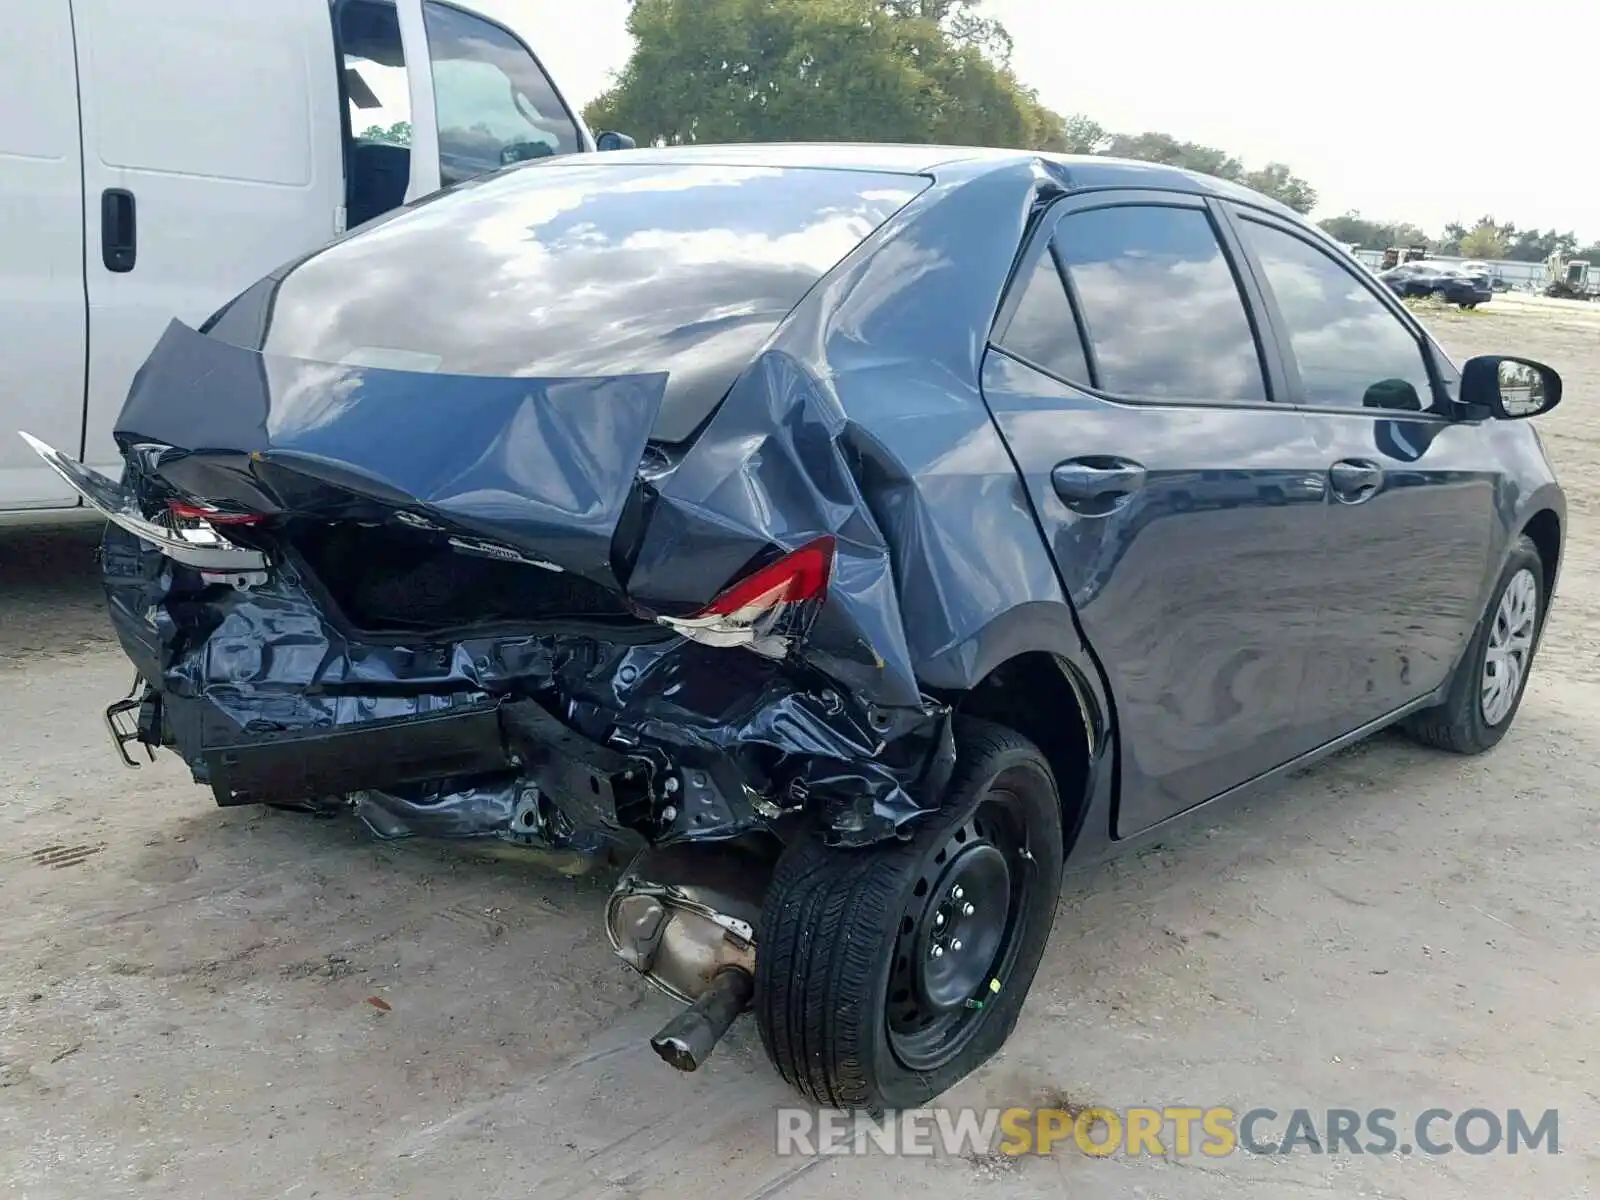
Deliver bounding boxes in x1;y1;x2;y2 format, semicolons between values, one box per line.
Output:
1;0;623;519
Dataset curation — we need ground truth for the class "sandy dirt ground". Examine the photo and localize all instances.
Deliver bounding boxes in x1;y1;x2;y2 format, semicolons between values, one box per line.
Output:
2;302;1597;1199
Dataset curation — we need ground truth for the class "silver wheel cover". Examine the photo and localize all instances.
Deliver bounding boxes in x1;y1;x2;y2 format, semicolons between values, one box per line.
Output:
1481;567;1538;726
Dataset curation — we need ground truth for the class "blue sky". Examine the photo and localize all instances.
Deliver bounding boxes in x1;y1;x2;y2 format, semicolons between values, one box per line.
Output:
478;0;1595;239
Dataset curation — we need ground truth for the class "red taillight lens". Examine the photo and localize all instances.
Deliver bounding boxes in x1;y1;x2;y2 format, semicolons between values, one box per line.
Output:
656;535;836;658
168;499;266;527
696;535;835;618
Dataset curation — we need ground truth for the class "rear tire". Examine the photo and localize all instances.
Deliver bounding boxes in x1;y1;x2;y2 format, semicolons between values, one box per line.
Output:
754;718;1063;1112
1404;535;1544;754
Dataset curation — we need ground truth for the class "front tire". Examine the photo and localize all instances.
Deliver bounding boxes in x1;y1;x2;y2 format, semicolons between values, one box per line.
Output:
754;718;1064;1112
1404;535;1544;754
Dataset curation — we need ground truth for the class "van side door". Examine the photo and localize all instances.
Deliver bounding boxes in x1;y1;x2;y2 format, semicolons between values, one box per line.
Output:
71;0;346;483
0;0;88;509
337;0;588;227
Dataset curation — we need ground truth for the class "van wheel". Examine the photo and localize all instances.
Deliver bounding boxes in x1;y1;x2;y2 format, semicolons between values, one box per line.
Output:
753;718;1063;1112
1405;535;1544;754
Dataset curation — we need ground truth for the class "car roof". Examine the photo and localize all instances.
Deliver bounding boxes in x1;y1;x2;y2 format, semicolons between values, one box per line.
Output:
556;142;1305;217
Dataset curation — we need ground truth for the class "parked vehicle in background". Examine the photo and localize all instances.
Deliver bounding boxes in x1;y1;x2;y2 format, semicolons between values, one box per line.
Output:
1379;261;1493;307
22;144;1567;1112
0;0;631;520
1459;260;1505;291
1380;244;1429;270
1544;252;1599;300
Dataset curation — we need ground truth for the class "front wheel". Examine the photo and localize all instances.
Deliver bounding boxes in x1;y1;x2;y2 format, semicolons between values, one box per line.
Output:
754;718;1064;1112
1404;534;1544;754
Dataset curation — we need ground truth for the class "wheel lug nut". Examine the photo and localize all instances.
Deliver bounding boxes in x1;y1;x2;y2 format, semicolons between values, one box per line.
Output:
962;902;975;917
952;886;964;900
951;939;963;952
930;945;944;959
934;912;945;927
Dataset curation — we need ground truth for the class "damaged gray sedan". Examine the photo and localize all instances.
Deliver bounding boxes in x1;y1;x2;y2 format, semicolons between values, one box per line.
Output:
24;143;1566;1112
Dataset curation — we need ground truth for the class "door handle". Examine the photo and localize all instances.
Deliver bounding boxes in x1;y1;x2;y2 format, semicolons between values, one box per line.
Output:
1051;457;1147;512
101;188;137;273
1328;458;1383;503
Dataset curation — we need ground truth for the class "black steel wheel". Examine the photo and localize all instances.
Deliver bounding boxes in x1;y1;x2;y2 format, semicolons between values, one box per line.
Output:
885;791;1032;1071
754;718;1065;1112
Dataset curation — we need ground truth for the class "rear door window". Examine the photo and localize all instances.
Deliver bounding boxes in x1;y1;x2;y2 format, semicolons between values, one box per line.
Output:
1052;205;1268;403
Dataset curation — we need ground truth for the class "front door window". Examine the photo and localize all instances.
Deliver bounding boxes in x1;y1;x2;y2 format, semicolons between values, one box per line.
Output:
422;1;581;187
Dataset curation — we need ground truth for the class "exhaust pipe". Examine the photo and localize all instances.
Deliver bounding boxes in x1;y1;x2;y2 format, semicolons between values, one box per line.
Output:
649;966;754;1071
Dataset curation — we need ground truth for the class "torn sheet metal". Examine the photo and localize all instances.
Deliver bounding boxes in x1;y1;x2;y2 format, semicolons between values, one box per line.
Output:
97;519;952;848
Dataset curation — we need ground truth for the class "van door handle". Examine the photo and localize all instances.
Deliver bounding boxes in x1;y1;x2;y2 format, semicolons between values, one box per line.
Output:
1051;457;1147;512
101;188;137;273
1328;459;1383;503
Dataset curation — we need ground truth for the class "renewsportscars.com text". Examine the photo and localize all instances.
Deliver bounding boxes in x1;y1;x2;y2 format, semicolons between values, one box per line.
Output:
775;1105;1560;1158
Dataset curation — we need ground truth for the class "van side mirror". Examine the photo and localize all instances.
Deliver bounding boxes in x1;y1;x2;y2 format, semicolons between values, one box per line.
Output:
1460;355;1562;419
595;131;636;152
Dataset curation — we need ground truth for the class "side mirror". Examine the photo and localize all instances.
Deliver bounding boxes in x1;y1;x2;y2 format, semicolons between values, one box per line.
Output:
1460;355;1563;419
595;131;636;152
1362;378;1423;412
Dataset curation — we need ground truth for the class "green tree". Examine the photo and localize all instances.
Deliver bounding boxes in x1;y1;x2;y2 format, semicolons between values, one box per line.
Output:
584;0;1055;149
1317;211;1432;251
1098;131;1316;213
359;120;412;146
1240;163;1317;215
1457;218;1510;260
878;0;1013;65
1504;227;1577;263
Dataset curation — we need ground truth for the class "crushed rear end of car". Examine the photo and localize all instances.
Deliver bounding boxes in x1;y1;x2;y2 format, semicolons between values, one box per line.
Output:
77;317;955;854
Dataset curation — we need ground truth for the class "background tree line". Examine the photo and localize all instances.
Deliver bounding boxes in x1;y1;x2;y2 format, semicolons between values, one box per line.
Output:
582;0;1319;213
581;0;1591;259
1316;212;1600;264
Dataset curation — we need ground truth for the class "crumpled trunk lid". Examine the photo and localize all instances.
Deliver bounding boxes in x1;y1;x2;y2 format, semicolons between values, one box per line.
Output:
117;319;666;594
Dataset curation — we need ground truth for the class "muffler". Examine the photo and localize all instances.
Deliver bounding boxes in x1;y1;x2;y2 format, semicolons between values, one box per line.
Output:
605;839;776;1070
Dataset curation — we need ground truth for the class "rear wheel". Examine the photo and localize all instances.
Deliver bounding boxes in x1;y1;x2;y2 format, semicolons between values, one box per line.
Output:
1405;535;1544;754
754;718;1064;1112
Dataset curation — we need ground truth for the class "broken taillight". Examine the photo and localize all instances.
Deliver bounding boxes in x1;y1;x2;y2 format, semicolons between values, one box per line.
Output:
656;535;835;658
168;499;267;527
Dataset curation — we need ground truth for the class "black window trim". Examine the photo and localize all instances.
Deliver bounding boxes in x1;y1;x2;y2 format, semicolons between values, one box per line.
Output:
422;0;586;158
1219;202;1459;423
990;188;1291;412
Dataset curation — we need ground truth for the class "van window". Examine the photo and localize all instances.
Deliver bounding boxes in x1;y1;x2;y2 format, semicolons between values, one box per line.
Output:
337;0;414;227
422;2;581;186
340;2;413;146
